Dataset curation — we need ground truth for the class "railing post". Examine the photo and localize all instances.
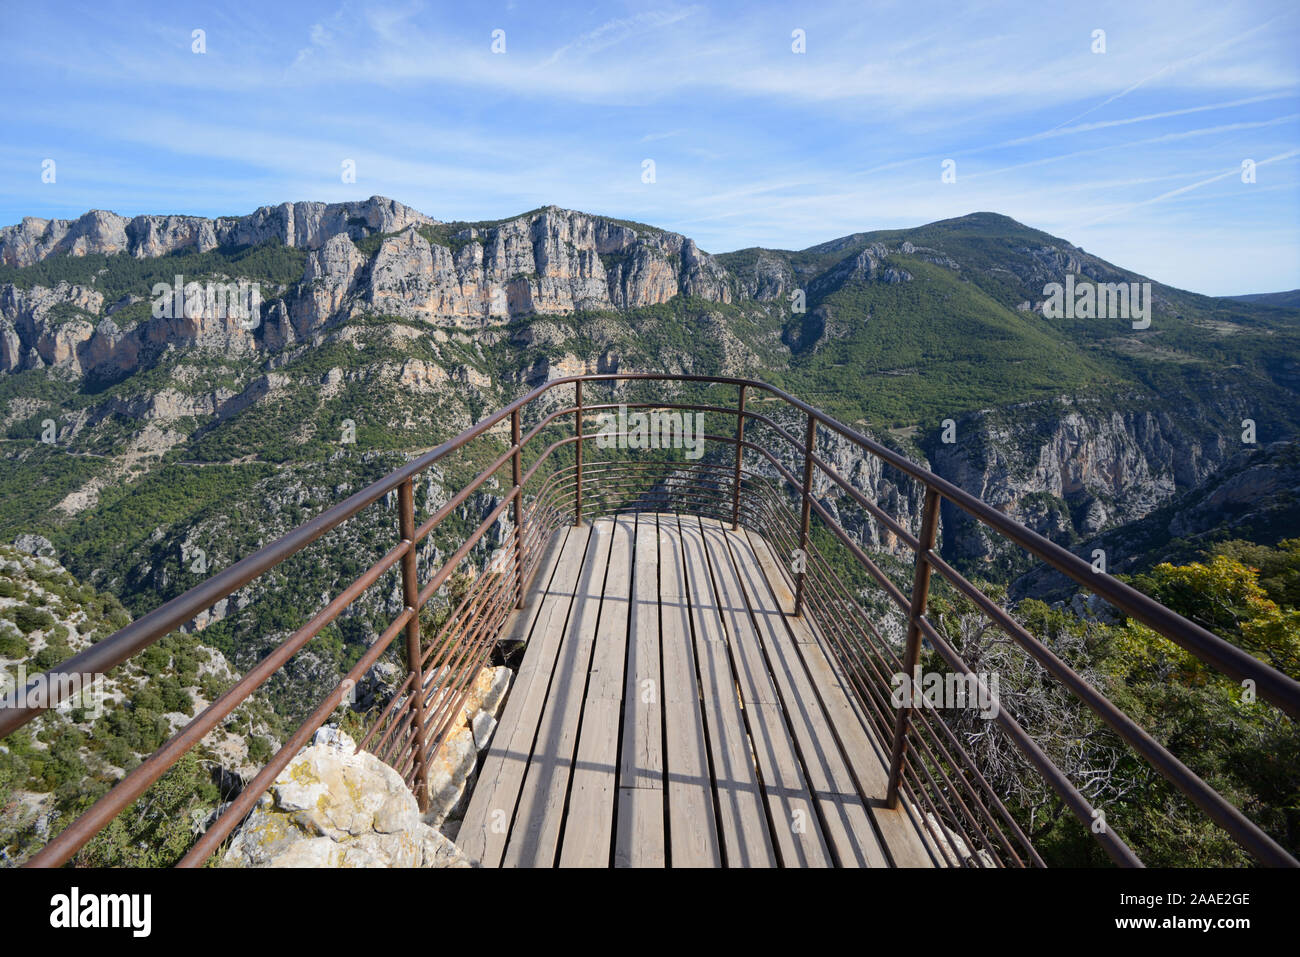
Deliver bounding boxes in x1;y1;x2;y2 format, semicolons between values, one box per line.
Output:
574;379;584;527
731;384;747;529
885;487;941;809
793;412;816;616
398;477;430;812
511;408;525;609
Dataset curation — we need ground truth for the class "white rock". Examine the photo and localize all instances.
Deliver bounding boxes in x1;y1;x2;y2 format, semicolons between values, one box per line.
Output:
222;728;472;868
471;710;497;751
422;665;513;826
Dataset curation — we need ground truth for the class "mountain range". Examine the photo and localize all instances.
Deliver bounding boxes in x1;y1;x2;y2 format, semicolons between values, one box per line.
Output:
1;195;1297;720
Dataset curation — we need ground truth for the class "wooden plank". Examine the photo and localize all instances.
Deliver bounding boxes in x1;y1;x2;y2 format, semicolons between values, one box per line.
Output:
745;528;797;617
703;521;778;706
457;524;592;867
558;516;635;867
782;606;943;868
503;519;615;867
615;787;662;867
776;583;954;867
583;515;635;701
699;518;832;867
615;513;666;867
676;515;777;867
723;525;890;867
743;526;945;867
656;514;723;867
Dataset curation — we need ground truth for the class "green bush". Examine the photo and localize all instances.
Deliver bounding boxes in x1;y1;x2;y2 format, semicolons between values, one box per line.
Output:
13;604;55;634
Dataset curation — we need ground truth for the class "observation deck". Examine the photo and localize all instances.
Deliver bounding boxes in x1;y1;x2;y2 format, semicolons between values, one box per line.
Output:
4;374;1297;868
458;515;942;868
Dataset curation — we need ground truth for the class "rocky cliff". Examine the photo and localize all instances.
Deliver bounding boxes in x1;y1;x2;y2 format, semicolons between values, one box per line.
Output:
927;396;1252;567
0;196;436;268
792;392;1259;577
0;200;745;379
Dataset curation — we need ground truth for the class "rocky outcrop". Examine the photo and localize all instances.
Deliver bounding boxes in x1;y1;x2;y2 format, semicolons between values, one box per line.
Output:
366;228;479;323
13;533;55;557
1012;440;1300;598
358;209;733;327
810;243;911;298
216;197;435;252
1;202;745;376
0;210;130;267
816;429;928;553
727;249;795;301
0;277;256;377
293;233;365;334
1167;440;1298;539
0;197;435;268
221;727;472;868
788;394;1254;571
129;215;219;259
0;282;104;374
424;665;512;825
929;398;1246;563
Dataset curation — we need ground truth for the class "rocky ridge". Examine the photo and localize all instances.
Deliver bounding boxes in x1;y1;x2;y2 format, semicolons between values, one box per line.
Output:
0;197;436;268
0;200;754;379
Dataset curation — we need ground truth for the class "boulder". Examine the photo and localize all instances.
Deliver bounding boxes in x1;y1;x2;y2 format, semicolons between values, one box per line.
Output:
221;727;472;868
13;534;55;558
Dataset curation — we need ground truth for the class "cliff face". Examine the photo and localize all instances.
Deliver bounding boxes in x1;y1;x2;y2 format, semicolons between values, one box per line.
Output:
793;394;1254;572
0;280;261;378
0;283;106;374
1010;439;1300;599
359;209;733;326
0;202;741;378
926;398;1250;566
0;196;436;267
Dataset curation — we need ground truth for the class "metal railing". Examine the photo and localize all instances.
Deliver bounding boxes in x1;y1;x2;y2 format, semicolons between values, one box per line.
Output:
3;374;1297;867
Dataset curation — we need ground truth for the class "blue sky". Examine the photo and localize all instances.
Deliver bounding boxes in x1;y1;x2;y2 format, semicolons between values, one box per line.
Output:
2;0;1298;296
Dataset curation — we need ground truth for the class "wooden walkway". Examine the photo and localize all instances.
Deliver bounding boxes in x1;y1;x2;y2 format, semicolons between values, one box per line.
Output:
457;513;945;867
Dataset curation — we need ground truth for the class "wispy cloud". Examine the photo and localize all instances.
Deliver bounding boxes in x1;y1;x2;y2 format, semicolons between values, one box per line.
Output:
1077;148;1300;226
0;0;1296;294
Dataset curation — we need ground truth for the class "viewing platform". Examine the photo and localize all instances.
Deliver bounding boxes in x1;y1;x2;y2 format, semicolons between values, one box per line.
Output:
458;514;943;868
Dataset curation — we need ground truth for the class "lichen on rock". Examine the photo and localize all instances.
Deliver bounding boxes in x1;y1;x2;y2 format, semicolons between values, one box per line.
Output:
221;727;472;868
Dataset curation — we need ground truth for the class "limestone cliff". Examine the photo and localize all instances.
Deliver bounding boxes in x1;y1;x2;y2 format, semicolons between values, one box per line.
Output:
0;196;435;267
0;202;742;378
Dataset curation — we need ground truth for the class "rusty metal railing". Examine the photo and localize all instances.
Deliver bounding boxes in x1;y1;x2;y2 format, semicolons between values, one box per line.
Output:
3;374;1298;867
